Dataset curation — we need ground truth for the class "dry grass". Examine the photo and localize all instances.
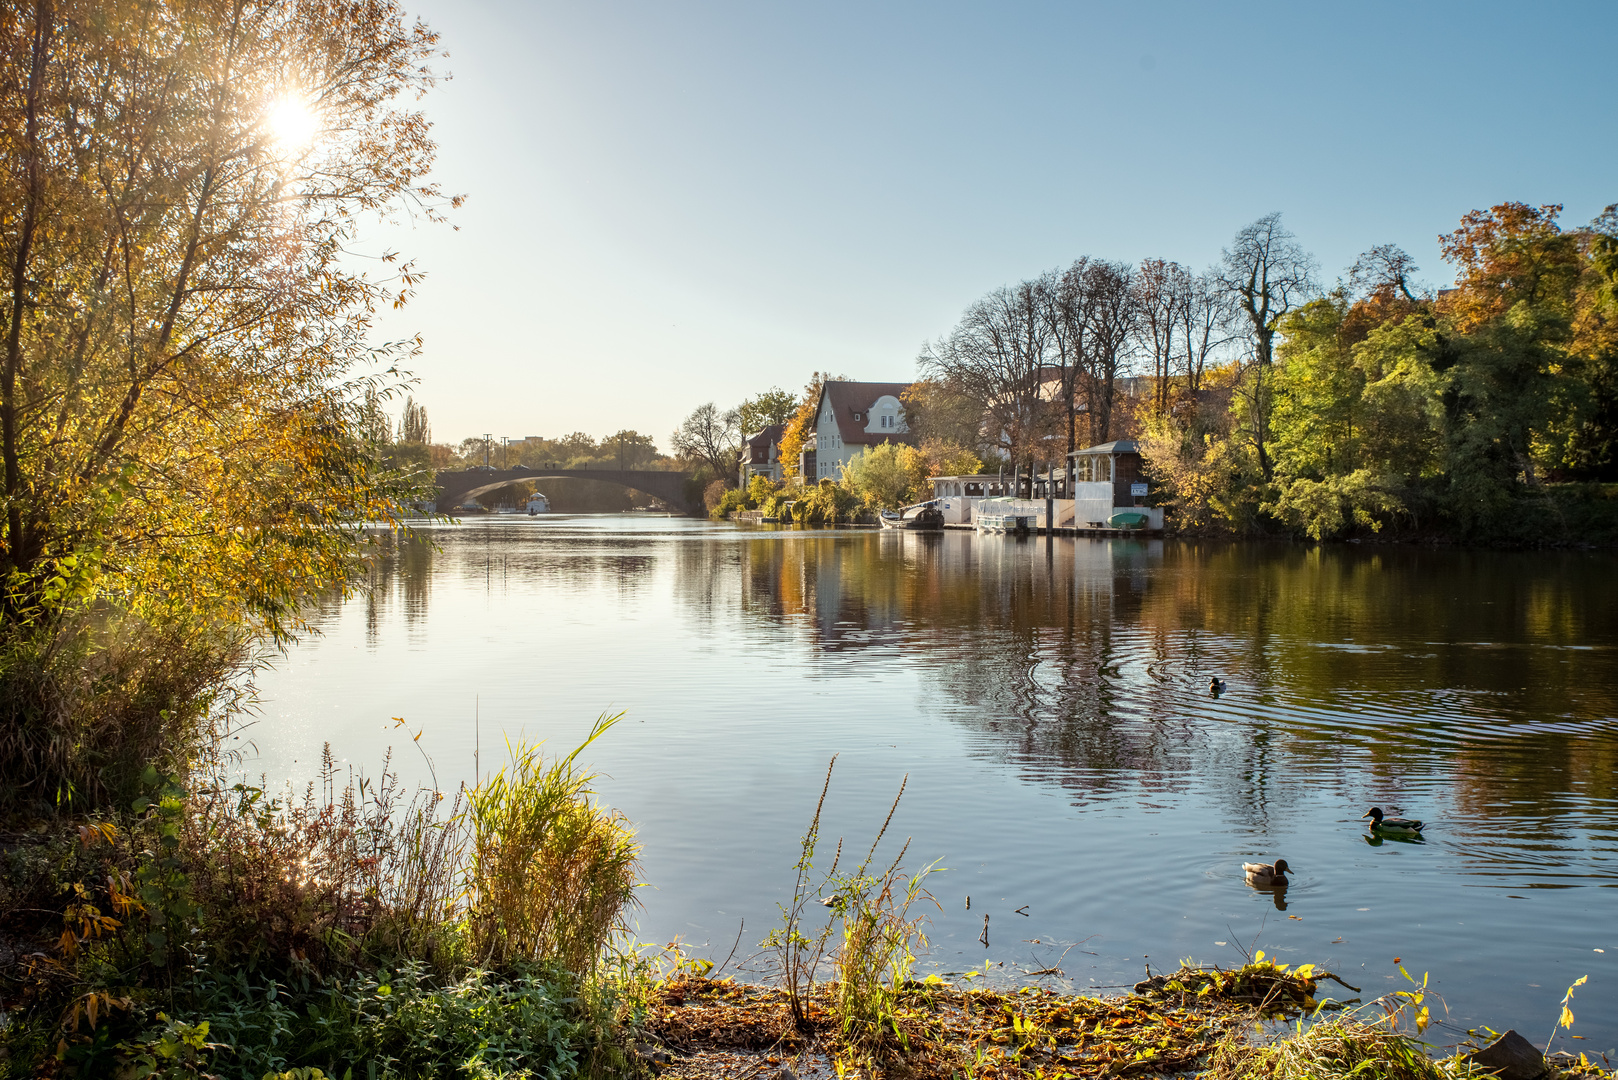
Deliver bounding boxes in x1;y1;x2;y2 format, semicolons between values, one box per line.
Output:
185;745;468;971
465;712;642;973
641;967;1278;1080
0;611;250;814
1207;1017;1455;1080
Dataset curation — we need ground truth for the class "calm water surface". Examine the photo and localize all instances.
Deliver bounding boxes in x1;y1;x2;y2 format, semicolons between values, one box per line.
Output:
250;517;1618;1050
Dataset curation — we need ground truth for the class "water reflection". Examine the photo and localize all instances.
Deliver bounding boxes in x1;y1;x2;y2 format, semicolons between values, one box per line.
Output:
258;519;1618;1047
704;531;1618;847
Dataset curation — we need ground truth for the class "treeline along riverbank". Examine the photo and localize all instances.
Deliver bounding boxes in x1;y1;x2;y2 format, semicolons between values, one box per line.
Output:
2;1;1614;1075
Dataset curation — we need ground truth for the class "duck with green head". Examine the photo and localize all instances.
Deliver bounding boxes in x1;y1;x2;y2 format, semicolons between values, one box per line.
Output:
1363;807;1424;835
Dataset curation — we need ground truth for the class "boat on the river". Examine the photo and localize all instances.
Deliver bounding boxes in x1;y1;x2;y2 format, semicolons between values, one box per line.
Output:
526;492;551;515
879;502;945;530
974;510;1032;534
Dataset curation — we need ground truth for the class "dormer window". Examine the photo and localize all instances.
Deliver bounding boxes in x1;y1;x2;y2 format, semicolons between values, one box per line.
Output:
852;412;862;421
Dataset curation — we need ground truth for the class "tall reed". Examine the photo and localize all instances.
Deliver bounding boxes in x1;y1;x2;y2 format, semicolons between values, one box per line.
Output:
825;774;942;1065
465;713;641;974
763;755;844;1030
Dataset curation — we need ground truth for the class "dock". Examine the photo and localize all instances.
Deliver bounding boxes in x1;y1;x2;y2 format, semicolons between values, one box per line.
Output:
943;523;1162;538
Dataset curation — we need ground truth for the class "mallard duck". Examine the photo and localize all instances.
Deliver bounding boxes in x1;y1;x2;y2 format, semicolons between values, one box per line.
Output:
1362;807;1424;834
1243;859;1290;887
1208;676;1226;695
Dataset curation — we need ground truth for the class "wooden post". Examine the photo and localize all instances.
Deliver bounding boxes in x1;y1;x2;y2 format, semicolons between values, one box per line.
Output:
1045;460;1054;537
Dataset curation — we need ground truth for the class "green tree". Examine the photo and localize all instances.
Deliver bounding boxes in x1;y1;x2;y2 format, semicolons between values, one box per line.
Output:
398;398;431;445
602;430;658;469
1266;297;1445;538
737;388;798;435
841;443;927;510
1218;213;1318;479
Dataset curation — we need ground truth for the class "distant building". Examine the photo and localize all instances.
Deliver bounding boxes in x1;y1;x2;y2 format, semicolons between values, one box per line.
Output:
1067;439;1146;507
810;380;916;481
739;424;786;485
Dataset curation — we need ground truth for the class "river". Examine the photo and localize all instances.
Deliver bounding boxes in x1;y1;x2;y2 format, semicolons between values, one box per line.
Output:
249;516;1618;1051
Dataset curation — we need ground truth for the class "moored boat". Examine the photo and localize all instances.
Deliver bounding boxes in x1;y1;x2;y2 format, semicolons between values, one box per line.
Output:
879;501;946;530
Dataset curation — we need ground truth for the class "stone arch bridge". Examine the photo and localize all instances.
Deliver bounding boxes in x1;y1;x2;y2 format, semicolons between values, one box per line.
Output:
434;466;701;516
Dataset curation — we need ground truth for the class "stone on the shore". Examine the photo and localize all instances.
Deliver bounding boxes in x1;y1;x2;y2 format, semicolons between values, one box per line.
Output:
1466;1029;1546;1080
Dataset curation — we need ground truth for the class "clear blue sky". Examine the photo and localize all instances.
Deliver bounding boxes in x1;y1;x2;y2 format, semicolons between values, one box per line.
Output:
373;0;1618;447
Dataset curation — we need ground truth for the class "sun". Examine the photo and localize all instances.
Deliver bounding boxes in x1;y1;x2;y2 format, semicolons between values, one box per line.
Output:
266;95;319;148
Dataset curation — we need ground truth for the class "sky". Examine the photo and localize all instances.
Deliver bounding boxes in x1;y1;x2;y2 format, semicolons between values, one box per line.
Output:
366;0;1618;448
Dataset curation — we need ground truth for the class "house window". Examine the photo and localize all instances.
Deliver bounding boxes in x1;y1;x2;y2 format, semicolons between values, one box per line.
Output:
853;412;862;421
1073;456;1111;483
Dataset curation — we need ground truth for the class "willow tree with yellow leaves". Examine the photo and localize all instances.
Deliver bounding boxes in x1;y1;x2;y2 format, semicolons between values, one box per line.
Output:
0;0;455;809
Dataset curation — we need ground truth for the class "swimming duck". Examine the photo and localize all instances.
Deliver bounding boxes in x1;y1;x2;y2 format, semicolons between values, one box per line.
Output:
1208;677;1226;695
1242;859;1290;887
1362;807;1424;834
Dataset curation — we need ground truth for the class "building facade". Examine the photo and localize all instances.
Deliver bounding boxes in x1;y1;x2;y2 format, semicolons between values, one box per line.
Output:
810;380;916;480
739;424;786;485
1067;439;1147;507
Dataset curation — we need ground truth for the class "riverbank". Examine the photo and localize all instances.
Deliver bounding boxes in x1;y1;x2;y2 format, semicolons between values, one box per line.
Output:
637;964;1609;1080
5;823;1609;1080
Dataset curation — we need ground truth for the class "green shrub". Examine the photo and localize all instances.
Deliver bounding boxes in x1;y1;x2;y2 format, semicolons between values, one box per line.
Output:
466;715;640;974
0;611;249;815
91;963;610;1080
709;486;747;519
790;480;864;525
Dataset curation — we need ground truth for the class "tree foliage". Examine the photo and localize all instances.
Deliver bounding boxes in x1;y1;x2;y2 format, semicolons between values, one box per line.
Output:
0;0;453;639
737;387;798;435
777;371;843;479
398;397;432;445
841;443;927;510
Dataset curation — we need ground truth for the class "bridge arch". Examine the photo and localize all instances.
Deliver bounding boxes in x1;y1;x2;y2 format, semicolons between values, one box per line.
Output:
434;467;701;516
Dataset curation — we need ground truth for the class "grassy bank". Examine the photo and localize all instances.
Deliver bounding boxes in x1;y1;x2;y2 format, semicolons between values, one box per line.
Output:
3;740;1613;1078
0;718;647;1078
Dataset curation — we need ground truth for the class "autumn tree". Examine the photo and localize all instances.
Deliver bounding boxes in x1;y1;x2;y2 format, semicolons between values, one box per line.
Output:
841;442;928;510
773;372;841;479
1175;269;1237;397
901;378;984;454
1038;261;1088;456
1135;259;1190;415
1077;260;1139;446
0;0;452;805
918;282;1057;469
1438;203;1582;333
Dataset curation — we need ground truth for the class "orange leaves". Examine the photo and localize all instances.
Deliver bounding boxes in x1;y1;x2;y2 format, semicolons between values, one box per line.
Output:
1437;202;1583;332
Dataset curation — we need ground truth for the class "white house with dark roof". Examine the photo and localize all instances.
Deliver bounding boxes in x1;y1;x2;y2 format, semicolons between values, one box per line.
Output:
809;380;916;480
